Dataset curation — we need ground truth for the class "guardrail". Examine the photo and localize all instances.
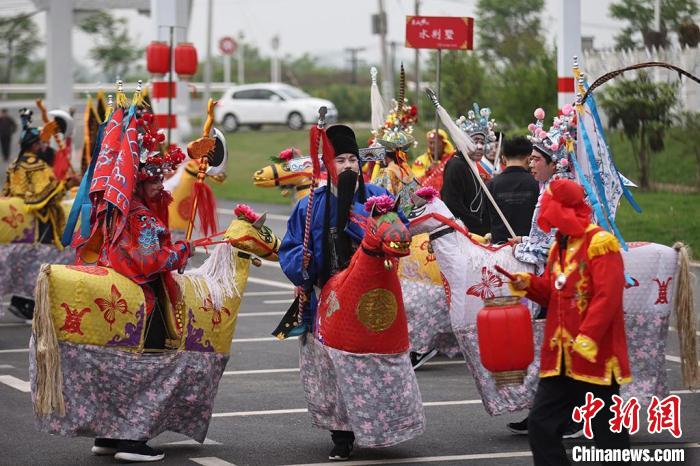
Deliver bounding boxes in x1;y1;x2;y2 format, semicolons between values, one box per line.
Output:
0;82;235;95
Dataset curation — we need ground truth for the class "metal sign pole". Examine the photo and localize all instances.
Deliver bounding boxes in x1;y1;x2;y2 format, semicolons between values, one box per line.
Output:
434;48;441;135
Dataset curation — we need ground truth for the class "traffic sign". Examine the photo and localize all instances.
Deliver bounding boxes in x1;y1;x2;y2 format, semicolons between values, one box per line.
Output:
405;16;474;50
219;36;237;55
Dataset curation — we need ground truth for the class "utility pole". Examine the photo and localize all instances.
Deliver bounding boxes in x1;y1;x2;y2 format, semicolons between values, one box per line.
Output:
237;31;245;84
413;0;420;106
271;35;280;83
377;0;393;98
344;47;365;84
388;41;401;95
203;0;213;105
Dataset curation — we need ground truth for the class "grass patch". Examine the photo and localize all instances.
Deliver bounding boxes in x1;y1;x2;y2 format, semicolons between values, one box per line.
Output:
616;191;700;251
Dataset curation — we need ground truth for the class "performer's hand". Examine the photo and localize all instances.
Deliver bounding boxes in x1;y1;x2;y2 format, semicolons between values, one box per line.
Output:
510;273;530;291
510;236;522;244
40;120;59;142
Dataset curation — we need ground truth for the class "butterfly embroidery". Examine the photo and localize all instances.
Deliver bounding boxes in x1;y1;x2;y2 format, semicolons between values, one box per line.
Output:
466;266;503;299
94;284;130;329
2;205;24;229
199;295;231;331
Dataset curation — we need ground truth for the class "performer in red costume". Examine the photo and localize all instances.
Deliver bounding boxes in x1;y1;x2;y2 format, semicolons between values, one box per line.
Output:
72;110;191;462
510;178;631;466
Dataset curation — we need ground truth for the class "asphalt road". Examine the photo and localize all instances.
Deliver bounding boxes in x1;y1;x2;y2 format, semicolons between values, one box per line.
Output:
0;201;699;466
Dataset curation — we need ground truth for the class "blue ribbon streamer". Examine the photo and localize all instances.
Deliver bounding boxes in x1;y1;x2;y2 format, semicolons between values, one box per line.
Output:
584;83;642;214
61;121;106;246
578;121;629;250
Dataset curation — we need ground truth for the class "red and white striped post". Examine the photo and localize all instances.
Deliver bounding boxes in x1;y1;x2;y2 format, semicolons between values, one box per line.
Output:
149;0;193;144
557;0;581;109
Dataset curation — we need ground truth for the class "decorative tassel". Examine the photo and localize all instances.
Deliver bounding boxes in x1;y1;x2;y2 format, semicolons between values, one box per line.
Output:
31;265;65;416
180;243;240;310
52;147;71;181
587;231;620;258
672;242;699;389
194;181;218;237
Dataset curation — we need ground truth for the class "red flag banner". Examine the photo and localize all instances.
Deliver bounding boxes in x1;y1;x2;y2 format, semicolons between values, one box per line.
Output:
90;108;124;200
104;112;139;240
405;16;474;50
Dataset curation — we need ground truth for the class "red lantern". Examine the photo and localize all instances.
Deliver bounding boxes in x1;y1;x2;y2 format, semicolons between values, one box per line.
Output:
174;42;198;80
146;41;171;76
477;296;534;386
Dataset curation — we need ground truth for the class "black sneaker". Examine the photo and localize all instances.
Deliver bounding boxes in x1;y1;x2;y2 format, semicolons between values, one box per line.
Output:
411;348;439;370
91;438;118;455
507;417;528;435
328;441;354;461
114;440;165;462
562;421;584;439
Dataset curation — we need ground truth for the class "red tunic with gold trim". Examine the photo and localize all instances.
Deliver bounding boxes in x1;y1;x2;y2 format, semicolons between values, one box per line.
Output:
519;225;631;386
77;197;190;314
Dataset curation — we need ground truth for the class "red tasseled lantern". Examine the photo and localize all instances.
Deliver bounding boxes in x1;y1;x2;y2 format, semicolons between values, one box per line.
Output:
174;43;198;80
146;41;171;76
477;297;534;386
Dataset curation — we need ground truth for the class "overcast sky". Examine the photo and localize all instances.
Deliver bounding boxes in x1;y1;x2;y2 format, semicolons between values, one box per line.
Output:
2;0;625;71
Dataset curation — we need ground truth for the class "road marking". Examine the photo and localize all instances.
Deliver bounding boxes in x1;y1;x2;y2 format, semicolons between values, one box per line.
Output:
0;365;14;369
665;355;700;366
0;348;28;354
247;277;295;290
281;443;700;466
166;438;221;446
263;299;295;304
221;360;461;377
190;457;237;466
217;208;288;222
233;336;298;343
0;323;29;327
0;375;30;392
243;291;292;297
237;312;285;317
212;390;700;418
223;368;300;376
669;326;700;336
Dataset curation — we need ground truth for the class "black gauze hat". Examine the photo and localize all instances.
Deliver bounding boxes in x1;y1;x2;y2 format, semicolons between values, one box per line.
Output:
326;124;359;157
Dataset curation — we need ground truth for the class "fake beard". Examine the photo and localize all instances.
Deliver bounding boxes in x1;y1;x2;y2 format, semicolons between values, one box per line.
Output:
335;169;358;267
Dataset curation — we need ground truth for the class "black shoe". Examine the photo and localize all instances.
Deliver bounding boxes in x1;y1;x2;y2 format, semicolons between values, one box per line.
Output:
411;348;439;370
507;417;528;435
91;438;118;455
562;421;584;439
329;441;354;461
8;296;34;321
114;440;165;462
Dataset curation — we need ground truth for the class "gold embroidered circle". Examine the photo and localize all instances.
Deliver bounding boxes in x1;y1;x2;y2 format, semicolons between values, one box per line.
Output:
356;288;397;333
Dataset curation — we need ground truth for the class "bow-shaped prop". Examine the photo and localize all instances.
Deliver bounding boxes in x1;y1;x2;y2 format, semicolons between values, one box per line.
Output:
578;61;700;105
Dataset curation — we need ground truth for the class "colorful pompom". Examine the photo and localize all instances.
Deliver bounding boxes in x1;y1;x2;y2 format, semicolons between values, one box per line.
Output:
234;204;260;223
364;195;395;215
534;108;545;120
415;186;439;202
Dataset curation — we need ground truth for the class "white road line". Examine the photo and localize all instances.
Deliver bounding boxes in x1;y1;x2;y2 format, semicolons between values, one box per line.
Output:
0;375;30;392
263;299;295;304
233;336;298;343
212;408;308;417
668;326;700;337
0;323;29;327
237;312;285;317
665;355;700;366
166;437;222;446
190;457;237;466
423;400;482;407
221;360;460;377
223;368;300;376
282;443;700;466
0;364;14;369
216;208;288;222
0;348;28;354
243;291;292;297
247;277;295;290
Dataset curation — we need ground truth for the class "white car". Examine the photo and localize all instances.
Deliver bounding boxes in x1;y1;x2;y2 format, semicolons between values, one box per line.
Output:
214;83;337;132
